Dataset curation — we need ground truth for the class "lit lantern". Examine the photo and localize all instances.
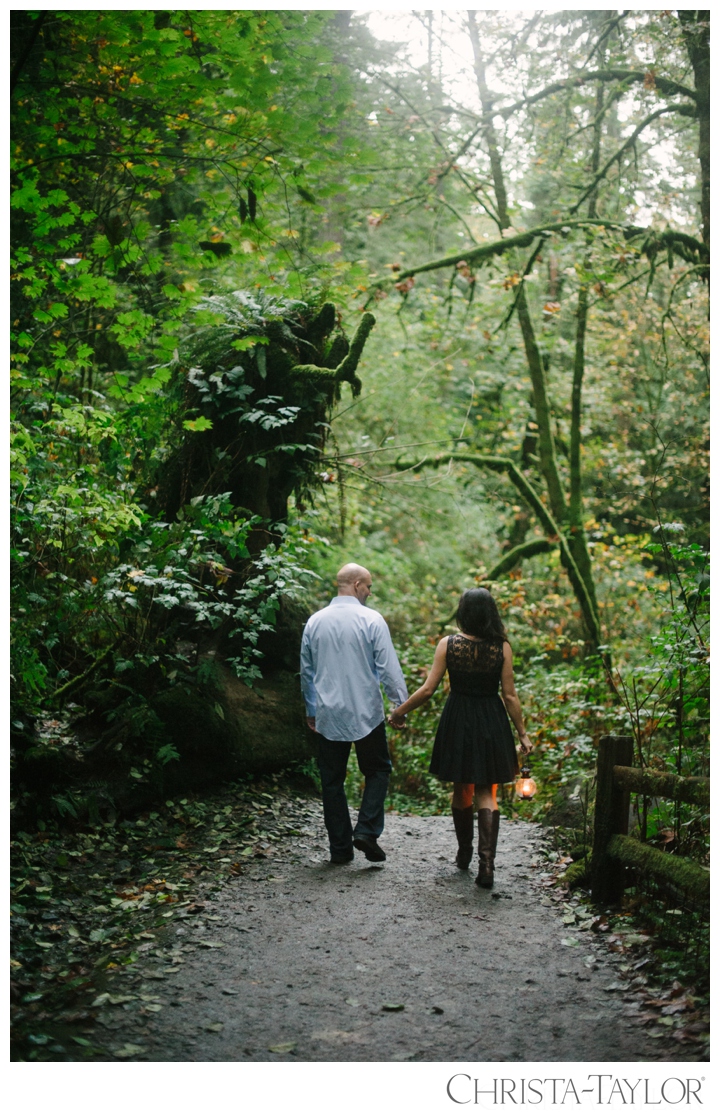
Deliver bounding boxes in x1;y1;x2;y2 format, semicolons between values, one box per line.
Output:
515;765;537;800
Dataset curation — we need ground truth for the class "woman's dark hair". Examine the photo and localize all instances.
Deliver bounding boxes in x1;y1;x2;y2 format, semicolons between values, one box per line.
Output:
456;588;507;641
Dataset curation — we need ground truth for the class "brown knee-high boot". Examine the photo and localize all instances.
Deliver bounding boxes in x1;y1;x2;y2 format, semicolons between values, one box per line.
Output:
476;808;500;888
451;806;474;869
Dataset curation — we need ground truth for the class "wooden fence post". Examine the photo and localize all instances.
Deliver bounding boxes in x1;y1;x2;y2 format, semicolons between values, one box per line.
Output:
591;735;634;904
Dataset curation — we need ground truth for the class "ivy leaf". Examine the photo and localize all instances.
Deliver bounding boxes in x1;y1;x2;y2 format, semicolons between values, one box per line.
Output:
182;417;214;432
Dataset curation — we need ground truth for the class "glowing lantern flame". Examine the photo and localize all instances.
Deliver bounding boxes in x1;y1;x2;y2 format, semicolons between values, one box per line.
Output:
515;765;537;800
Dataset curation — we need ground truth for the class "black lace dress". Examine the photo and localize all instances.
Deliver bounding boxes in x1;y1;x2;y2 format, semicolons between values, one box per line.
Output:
429;633;519;785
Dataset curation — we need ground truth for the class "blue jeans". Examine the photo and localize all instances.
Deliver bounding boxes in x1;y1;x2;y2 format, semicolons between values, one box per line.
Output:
315;721;393;858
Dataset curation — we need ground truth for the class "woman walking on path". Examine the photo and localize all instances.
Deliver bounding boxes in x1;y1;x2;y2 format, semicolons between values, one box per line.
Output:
388;588;532;888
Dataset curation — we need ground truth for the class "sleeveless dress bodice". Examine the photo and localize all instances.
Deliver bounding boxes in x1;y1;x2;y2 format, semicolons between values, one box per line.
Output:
446;633;504;698
429;633;519;785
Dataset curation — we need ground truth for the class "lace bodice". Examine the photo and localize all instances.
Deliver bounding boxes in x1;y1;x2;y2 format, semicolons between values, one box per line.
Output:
446;633;505;698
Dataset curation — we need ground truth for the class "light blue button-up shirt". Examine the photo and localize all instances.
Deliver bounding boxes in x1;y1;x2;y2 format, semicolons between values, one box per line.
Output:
300;596;408;742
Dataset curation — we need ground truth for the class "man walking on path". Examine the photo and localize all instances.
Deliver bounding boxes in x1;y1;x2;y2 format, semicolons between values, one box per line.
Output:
300;563;408;864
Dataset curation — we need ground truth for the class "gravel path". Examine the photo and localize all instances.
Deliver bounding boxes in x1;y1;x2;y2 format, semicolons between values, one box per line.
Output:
88;802;681;1063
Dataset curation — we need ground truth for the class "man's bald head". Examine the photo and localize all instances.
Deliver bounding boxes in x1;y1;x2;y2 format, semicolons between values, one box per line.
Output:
336;563;373;604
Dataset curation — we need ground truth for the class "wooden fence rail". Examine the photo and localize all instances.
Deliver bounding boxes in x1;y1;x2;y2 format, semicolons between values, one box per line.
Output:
590;736;710;905
612;766;710;807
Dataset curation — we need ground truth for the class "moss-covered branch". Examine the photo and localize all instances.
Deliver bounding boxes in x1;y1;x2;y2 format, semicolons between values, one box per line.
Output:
488;537;557;580
333;312;376;394
291;312;375;397
371;221;708;289
613;766;710;807
398;452;602;648
608;834;709;905
51;644;117;707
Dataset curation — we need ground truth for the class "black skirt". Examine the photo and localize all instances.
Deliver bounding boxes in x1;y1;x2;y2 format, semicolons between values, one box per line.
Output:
429;691;519;785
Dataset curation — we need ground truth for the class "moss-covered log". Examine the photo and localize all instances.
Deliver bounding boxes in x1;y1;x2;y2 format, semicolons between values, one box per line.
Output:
613;766;710;807
607;834;710;906
563;854;591;889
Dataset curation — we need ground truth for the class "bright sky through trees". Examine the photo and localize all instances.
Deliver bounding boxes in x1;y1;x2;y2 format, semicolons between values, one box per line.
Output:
364;9;696;227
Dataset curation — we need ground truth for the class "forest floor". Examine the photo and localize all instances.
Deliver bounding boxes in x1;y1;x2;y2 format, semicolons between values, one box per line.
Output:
11;775;709;1063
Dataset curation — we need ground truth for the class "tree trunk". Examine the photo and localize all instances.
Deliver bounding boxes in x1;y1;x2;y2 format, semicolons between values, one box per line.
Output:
567;78;606;616
467;11;510;232
678;11;710;249
468;10;603;645
515;285;568;523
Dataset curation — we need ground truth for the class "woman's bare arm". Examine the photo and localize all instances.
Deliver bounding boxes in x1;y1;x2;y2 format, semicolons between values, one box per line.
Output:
388;637;448;726
501;641;532;754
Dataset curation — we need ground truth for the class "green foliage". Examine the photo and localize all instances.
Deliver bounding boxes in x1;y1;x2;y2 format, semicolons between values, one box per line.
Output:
10;11;374;775
11;485;316;712
10;9;708;894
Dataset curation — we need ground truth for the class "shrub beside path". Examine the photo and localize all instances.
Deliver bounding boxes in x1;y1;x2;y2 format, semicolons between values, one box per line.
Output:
90;803;689;1063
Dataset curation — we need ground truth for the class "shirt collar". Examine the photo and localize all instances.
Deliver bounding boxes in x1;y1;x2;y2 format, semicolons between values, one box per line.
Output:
330;595;363;606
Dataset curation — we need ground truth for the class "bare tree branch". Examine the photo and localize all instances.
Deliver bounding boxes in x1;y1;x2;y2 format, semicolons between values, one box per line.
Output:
569;103;697;214
496;68;697;120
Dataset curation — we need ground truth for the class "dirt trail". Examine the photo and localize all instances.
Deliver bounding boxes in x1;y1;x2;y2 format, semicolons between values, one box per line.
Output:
88;803;682;1063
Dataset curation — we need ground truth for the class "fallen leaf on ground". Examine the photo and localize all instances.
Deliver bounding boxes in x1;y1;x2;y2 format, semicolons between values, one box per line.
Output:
661;1000;689;1015
268;1041;296;1053
381;1003;405;1012
113;1044;144;1058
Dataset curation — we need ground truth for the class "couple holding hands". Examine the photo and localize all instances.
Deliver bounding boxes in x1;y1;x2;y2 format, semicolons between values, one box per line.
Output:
300;563;532;889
